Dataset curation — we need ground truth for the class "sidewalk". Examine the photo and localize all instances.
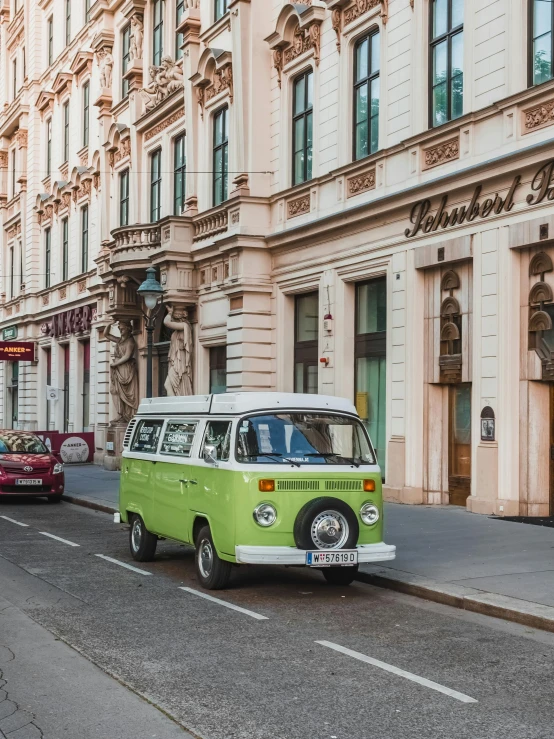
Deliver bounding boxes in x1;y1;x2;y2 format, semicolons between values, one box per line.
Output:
63;465;554;632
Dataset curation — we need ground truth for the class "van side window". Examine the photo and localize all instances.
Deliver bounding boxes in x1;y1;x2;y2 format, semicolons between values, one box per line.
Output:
202;421;232;462
160;421;198;457
130;420;164;454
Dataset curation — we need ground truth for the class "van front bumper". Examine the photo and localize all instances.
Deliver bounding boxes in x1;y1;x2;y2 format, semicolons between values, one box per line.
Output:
235;542;396;566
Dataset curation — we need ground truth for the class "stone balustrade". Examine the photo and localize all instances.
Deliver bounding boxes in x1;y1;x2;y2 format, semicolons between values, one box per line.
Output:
193;206;229;242
111;223;162;253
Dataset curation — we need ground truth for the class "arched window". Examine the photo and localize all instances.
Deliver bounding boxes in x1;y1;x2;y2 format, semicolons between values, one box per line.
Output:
430;0;463;127
353;30;380;161
530;0;553;85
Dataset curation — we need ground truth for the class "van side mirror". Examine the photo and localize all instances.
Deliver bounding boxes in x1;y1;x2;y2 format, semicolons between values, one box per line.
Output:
203;445;218;465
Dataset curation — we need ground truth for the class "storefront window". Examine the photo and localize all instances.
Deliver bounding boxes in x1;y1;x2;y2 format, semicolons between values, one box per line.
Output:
355;278;387;474
10;363;19;430
294;292;319;394
45;348;52;431
210;346;227;394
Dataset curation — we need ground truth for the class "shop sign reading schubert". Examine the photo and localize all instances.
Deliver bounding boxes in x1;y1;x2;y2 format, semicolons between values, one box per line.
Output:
405;159;554;238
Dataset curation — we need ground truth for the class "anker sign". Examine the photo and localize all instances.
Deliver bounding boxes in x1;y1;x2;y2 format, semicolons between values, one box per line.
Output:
42;306;94;338
405;160;554;238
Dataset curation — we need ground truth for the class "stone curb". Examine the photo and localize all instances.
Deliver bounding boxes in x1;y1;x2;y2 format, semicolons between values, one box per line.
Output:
356;567;554;634
62;494;117;515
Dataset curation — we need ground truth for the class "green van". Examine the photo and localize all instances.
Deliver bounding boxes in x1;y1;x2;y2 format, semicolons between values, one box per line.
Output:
119;393;395;589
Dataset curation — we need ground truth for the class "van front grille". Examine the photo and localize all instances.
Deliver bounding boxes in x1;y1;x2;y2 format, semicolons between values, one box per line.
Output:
277;480;320;491
324;480;364;492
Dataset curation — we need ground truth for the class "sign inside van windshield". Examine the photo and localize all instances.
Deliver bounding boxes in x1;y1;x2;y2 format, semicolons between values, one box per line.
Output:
131;421;163;454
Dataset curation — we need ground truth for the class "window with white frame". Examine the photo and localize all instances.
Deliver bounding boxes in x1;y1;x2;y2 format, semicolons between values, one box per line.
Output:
120;169;130;226
65;0;71;46
62;217;69;281
153;0;164;66
45;227;51;288
150;149;162;222
174;133;186;215
292;70;313;186
176;0;185;59
81;205;89;272
122;24;131;98
46;118;52;177
63;100;70;162
213;107;228;206
47;16;54;66
82;81;90;147
10;149;16;198
353;29;380;161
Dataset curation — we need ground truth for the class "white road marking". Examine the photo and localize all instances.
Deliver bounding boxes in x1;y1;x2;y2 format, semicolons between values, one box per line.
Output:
39;532;80;547
316;641;478;704
179;586;269;620
95;554;152;576
0;515;29;527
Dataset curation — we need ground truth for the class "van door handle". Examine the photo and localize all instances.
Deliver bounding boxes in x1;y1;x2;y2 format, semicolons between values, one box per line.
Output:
180;479;197;485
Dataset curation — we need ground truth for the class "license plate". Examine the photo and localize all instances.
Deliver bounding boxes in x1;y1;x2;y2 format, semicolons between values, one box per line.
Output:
16;479;42;486
306;550;358;567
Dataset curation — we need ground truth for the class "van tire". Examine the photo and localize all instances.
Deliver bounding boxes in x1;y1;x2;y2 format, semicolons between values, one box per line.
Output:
129;514;157;562
293;497;359;551
195;526;232;590
322;566;359;586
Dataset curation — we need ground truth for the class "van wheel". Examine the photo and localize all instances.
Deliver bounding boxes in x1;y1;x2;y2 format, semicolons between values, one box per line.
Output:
129;514;157;562
322;566;359;586
195;526;232;590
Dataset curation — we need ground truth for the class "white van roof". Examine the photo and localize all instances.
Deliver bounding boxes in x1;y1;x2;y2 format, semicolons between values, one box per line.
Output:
136;392;358;417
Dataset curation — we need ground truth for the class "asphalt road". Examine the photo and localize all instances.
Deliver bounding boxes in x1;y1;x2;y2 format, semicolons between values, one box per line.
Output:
1;500;554;739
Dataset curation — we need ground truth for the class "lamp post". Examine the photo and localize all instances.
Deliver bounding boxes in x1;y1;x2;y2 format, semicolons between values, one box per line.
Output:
137;267;164;399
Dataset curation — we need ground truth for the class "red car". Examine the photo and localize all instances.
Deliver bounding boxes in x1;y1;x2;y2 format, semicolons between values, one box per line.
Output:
0;431;65;502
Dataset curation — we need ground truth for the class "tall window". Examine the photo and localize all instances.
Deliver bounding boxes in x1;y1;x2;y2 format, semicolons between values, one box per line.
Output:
176;0;185;59
153;0;164;65
46;118;52;177
62;217;69;281
47;17;54;66
292;70;313;186
82;340;90;430
122;24;131;98
354;30;380;160
63;345;70;433
294;292;319;394
11;149;16;198
45;228;51;288
355;278;387;474
174;134;186;215
63;101;70;162
430;0;463;127
9;247;14;299
213;107;228;206
81;205;89;272
10;363;19;430
83;81;90;147
120;169;130;226
85;0;92;23
215;0;229;22
210;346;227;394
45;348;52;430
65;0;71;45
12;58;17;99
531;0;554;85
150;149;162;222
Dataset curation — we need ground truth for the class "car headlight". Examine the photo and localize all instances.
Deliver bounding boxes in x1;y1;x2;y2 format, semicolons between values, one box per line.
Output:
360;503;380;525
53;463;64;475
253;503;277;527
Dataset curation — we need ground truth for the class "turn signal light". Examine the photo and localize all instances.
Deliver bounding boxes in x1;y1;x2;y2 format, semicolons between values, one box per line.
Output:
363;479;376;492
259;479;275;493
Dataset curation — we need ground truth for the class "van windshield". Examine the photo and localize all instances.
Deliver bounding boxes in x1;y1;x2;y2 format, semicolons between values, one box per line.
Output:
236;413;376;465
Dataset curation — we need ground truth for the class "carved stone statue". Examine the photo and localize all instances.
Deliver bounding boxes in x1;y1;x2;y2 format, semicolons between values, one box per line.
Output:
129;15;144;61
164;306;193;397
98;48;114;90
140;57;184;111
103;320;139;424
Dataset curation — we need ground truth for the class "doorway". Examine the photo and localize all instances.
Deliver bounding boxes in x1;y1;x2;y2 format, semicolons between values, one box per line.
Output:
550;385;554;515
449;383;472;506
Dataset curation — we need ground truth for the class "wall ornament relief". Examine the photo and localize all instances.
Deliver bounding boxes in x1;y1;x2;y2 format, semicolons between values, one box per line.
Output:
347;169;376;198
287;193;311;219
524;98;554;133
141;57;184;112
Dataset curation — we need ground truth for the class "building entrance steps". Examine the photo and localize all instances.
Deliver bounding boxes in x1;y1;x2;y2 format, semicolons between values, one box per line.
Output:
62;467;554;632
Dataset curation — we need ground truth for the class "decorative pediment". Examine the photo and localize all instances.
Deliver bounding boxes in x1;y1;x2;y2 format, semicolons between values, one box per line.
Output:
192;49;233;116
266;5;325;86
52;72;73;97
325;0;389;49
70;51;94;80
36;91;55;116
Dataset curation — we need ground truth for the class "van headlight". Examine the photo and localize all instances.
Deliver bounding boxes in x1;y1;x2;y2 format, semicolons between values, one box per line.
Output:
360;503;380;525
253;503;277;527
53;463;64;475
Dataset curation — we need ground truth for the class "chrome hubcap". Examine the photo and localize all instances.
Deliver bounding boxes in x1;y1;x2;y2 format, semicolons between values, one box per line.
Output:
131;519;142;552
198;538;214;579
311;510;349;549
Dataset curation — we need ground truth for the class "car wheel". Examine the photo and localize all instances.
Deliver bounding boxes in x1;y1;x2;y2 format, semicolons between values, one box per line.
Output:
322;566;359;586
129;514;157;562
195;525;232;590
294;497;359;551
47;494;63;504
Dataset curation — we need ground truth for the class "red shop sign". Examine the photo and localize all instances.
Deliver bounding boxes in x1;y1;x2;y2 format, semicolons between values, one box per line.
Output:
0;342;37;362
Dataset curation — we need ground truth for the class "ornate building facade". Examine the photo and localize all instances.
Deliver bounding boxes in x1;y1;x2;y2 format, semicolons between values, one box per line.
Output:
1;0;554;515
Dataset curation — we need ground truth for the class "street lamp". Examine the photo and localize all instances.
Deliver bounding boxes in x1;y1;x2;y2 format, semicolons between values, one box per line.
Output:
138;267;164;399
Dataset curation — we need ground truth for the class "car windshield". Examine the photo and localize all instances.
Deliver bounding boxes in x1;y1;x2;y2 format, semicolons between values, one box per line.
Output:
0;432;48;454
236;413;376;465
